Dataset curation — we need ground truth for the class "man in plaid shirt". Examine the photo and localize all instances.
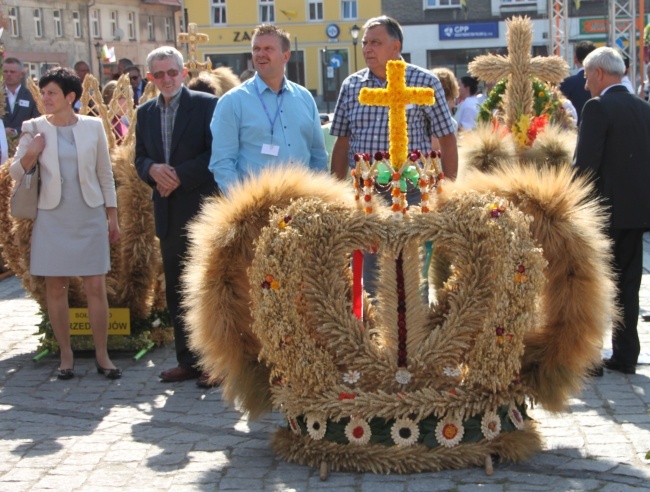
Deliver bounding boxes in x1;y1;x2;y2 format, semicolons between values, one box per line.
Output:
330;16;458;181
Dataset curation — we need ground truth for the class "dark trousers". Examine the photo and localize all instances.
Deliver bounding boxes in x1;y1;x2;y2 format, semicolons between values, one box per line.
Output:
159;228;197;369
609;228;644;366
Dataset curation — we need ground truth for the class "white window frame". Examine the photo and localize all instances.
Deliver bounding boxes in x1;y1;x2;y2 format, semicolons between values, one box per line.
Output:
308;0;324;21
147;16;155;41
73;11;82;38
9;7;19;37
91;10;101;39
259;0;275;23
165;17;172;41
53;10;63;38
424;0;461;7
341;0;358;20
211;0;227;26
128;12;136;40
110;11;119;39
33;8;43;38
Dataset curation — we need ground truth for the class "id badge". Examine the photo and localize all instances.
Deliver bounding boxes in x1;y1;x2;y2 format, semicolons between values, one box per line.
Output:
18;99;30;108
261;143;280;156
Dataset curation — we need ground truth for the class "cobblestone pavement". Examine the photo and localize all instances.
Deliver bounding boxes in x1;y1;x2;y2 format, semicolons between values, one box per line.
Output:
1;237;649;491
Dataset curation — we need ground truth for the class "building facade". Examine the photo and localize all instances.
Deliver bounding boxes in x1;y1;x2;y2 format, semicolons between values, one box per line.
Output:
3;0;180;82
388;0;646;87
184;0;382;104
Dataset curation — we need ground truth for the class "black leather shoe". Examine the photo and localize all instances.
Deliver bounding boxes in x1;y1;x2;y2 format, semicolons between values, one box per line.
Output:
603;358;636;374
159;366;201;382
196;372;222;389
57;367;75;380
96;360;122;380
588;365;603;377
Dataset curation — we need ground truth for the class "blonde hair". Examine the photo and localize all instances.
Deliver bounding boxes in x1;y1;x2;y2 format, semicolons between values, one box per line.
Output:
431;67;459;102
102;80;118;104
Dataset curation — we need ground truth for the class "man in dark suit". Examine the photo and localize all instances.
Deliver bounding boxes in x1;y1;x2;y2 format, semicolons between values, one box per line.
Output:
135;47;219;387
574;47;650;375
124;66;147;106
560;41;596;124
3;57;40;137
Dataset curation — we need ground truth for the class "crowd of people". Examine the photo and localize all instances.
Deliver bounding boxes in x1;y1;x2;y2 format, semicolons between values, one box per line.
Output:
4;15;649;385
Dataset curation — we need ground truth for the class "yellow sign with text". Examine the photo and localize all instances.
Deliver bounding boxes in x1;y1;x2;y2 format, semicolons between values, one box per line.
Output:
69;308;131;336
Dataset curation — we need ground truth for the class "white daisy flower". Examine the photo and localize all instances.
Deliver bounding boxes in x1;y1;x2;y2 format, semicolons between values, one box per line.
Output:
395;369;412;384
480;411;501;440
508;405;525;430
390;417;420;447
344;418;371;445
342;370;360;384
306;414;327;440
443;366;461;377
435;416;464;448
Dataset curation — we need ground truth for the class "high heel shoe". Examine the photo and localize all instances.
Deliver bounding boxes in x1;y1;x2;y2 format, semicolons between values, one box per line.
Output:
95;360;122;380
57;366;75;380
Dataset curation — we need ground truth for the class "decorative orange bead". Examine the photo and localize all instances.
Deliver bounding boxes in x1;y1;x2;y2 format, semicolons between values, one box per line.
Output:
392;172;401;181
421;193;429;201
421;206;430;213
354;194;360;201
364;207;373;213
437;186;443;194
364;179;372;187
419;179;427;187
364;194;372;202
270;280;280;290
265;274;274;283
391;203;401;212
391;188;401;197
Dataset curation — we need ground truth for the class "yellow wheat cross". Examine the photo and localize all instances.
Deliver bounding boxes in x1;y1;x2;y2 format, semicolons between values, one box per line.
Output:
359;60;434;170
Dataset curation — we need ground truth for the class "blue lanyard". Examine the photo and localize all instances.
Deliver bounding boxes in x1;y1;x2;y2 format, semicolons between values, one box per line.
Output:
255;79;285;137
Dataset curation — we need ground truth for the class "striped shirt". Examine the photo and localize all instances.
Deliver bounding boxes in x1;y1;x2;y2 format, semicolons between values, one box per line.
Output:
330;64;455;168
157;90;182;164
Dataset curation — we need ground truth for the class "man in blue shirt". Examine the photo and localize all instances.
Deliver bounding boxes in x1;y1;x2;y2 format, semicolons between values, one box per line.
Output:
209;24;328;193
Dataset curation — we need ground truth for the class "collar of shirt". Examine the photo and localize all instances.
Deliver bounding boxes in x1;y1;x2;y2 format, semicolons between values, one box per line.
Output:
156;87;183;111
253;73;290;95
5;84;21;97
601;83;626;95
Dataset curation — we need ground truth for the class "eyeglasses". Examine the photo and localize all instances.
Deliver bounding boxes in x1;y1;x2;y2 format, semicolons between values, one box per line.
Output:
151;69;180;80
130;75;140;81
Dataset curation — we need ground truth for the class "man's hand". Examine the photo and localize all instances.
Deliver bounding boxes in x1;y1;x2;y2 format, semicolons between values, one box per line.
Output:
149;164;180;197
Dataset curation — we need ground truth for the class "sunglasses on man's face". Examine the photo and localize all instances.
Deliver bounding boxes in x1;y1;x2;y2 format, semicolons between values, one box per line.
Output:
151;69;180;80
130;75;140;81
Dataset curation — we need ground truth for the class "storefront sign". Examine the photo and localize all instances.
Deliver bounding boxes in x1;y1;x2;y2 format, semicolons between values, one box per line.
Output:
579;18;607;35
69;308;131;336
439;22;499;41
233;31;252;42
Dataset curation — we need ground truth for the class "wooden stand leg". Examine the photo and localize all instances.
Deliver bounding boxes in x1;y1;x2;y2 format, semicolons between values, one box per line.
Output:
484;455;494;476
319;461;329;481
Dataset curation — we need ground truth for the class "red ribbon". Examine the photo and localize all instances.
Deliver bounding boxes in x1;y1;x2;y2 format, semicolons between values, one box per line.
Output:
352;250;364;320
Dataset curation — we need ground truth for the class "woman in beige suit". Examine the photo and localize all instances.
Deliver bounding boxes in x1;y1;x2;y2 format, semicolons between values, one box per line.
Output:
11;68;122;380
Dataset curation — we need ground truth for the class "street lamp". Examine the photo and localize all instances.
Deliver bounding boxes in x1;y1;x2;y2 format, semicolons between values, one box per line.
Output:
94;42;103;81
350;24;360;72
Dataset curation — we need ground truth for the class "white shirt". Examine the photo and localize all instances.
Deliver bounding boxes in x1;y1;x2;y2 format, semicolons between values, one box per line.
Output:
5;84;20;112
454;94;481;131
621;76;635;94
